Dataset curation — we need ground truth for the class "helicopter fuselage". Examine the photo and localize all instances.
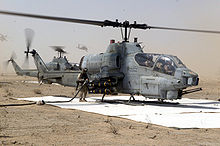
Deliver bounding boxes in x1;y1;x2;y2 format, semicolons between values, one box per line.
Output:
80;40;199;100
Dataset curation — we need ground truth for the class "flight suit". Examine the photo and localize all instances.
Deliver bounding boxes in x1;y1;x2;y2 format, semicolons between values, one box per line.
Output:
77;70;89;102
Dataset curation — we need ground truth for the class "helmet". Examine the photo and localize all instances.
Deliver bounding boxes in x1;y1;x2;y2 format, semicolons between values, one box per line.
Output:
83;68;88;72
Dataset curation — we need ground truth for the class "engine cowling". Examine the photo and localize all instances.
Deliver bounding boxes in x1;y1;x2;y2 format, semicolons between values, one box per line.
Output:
79;53;120;74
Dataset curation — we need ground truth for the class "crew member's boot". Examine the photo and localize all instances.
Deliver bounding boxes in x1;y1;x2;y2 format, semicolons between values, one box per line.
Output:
79;91;83;102
82;92;87;102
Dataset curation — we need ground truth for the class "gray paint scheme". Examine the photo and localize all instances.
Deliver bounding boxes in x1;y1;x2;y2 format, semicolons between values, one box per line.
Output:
31;50;80;87
17;40;199;100
9;50;80;86
9;59;38;77
80;41;199;100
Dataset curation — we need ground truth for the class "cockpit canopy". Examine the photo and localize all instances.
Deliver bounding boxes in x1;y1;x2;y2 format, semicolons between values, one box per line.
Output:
135;53;186;76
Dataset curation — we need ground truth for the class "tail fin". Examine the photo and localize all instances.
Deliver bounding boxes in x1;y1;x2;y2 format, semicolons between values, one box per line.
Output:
9;59;23;75
31;50;49;73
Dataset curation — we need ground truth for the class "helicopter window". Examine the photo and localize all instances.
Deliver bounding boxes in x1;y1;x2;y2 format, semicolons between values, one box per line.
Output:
154;56;176;76
135;53;158;68
172;56;186;68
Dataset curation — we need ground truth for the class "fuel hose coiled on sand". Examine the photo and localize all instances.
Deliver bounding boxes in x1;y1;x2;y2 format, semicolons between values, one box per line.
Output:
0;81;87;107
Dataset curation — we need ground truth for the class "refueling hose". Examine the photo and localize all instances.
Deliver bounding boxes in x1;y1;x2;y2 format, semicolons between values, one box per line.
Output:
0;81;87;107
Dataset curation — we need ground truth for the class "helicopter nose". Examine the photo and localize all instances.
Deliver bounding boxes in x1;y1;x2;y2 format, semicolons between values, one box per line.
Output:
182;70;199;86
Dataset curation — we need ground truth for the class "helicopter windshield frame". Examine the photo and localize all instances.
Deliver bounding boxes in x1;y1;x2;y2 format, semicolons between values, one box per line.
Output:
171;56;186;68
134;53;160;68
153;56;177;76
134;53;186;76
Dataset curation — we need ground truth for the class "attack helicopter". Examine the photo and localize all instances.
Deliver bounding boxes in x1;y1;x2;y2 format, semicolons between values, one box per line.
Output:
0;33;7;41
7;47;80;85
23;28;80;72
6;28;80;84
42;46;80;71
1;10;220;101
77;44;88;52
22;28;81;85
25;49;80;87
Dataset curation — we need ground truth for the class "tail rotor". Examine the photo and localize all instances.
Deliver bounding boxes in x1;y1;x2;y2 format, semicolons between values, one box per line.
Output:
3;52;17;71
23;28;35;68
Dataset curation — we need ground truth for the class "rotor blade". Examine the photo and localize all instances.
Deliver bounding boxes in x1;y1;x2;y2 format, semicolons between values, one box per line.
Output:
77;44;88;52
50;46;67;53
0;10;105;26
3;52;16;71
1;10;220;34
147;26;220;34
25;28;35;50
22;56;29;69
10;51;17;60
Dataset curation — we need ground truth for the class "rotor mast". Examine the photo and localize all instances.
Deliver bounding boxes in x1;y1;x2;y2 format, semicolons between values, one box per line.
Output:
123;21;129;42
50;46;66;58
102;20;148;42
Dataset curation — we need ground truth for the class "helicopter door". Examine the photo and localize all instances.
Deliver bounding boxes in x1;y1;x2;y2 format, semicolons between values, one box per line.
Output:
140;76;159;96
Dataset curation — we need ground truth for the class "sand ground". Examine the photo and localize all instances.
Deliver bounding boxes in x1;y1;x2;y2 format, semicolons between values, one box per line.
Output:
0;75;220;145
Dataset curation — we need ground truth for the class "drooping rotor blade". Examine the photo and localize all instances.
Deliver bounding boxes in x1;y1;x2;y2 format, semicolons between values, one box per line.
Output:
0;10;106;27
146;26;220;34
1;10;220;36
22;56;29;69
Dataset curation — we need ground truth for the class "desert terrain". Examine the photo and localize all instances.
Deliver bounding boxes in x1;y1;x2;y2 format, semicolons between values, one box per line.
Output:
0;74;220;145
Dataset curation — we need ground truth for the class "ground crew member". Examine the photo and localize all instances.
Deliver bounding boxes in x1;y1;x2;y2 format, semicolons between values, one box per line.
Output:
76;68;89;102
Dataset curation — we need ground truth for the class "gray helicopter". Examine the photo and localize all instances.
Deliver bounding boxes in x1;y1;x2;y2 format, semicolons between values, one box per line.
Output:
0;33;7;41
23;28;80;72
23;29;81;85
7;51;80;85
6;28;80;84
26;49;80;86
1;10;220;101
6;48;80;85
5;30;80;86
77;44;88;52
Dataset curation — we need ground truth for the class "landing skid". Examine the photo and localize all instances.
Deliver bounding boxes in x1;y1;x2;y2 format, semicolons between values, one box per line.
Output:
158;99;164;102
96;98;179;106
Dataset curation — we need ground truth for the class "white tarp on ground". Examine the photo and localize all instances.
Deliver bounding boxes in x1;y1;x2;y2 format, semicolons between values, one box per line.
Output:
18;96;220;128
20;81;60;85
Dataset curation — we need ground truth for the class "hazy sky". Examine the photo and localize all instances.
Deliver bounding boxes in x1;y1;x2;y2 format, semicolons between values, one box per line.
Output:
0;0;220;79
